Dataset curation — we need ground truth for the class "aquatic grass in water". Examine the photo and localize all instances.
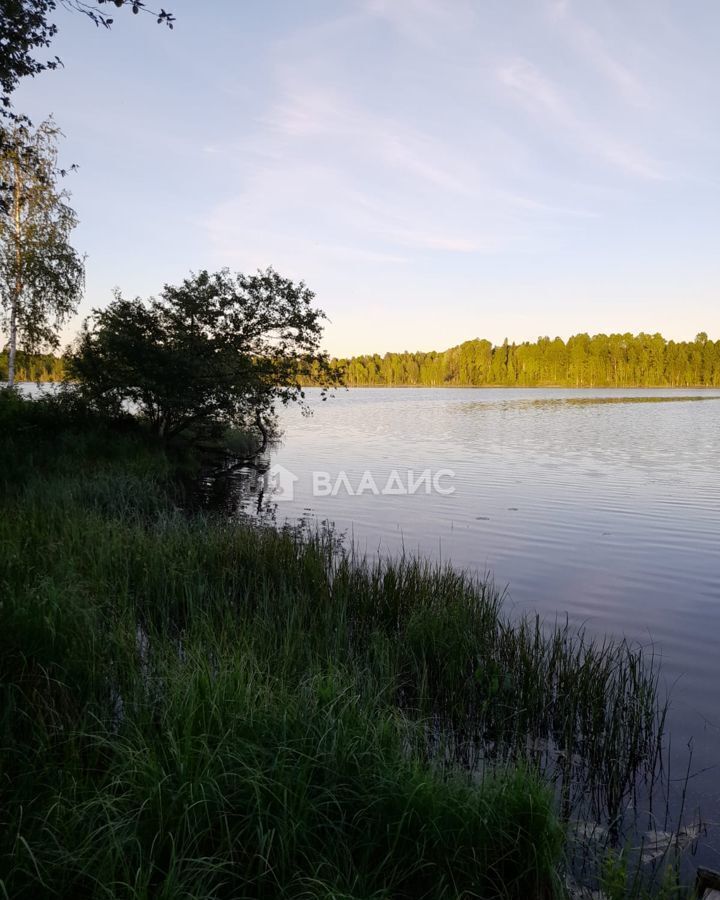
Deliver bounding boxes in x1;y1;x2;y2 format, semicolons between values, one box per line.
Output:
16;659;564;899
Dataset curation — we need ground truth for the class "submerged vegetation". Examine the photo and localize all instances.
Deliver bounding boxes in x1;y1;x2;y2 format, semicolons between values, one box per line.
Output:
0;391;691;898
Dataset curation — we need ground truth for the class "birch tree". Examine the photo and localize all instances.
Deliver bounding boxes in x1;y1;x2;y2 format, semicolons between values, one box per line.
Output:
0;119;84;385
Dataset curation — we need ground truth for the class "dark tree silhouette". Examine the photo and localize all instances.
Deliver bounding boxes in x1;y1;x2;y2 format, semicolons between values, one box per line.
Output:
67;269;341;443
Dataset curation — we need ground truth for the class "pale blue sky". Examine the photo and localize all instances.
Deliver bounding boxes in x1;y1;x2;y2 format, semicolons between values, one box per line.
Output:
13;0;720;355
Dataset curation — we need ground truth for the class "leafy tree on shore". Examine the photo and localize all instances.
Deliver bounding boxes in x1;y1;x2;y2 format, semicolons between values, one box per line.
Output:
67;268;341;443
0;118;84;386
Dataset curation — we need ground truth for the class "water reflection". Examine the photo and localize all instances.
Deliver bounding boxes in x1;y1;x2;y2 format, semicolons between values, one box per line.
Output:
194;459;276;522
460;393;720;414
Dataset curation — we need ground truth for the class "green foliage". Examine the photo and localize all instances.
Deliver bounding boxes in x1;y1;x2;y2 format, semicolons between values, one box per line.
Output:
0;118;84;384
331;332;720;388
0;0;60;117
0;385;163;488
599;848;687;900
66;268;341;441
3;661;564;899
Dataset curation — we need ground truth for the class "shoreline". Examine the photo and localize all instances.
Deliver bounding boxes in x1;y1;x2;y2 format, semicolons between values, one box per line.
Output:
1;389;695;898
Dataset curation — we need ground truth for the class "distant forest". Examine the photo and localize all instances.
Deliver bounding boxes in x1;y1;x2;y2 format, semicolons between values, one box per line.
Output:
325;332;720;388
0;351;64;383
3;332;720;388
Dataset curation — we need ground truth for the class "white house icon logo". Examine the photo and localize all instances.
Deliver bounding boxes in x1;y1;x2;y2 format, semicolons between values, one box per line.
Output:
265;464;299;502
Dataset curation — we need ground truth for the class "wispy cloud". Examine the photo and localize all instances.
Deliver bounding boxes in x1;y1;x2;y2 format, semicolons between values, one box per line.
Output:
266;83;471;193
198;43;608;273
363;0;477;47
546;1;651;108
498;58;568;119
497;57;664;180
194;0;700;346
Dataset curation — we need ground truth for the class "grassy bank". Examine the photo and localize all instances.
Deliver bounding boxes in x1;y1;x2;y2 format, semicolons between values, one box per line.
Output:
0;392;677;899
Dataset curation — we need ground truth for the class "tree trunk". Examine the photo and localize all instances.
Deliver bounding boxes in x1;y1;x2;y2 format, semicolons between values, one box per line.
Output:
7;300;17;387
8;156;22;388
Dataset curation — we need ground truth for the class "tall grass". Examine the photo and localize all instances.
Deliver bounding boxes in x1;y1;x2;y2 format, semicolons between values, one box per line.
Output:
0;392;679;898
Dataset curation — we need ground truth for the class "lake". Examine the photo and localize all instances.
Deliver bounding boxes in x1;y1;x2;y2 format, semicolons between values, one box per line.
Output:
224;386;720;854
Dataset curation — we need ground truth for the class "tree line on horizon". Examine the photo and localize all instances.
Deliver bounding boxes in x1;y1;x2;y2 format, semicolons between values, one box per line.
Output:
0;348;63;382
321;331;720;388
8;330;720;389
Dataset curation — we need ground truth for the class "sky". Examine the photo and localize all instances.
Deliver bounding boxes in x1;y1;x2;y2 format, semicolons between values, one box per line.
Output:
12;0;720;356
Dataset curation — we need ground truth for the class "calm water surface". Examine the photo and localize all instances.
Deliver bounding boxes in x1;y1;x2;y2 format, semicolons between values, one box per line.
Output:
229;387;720;852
